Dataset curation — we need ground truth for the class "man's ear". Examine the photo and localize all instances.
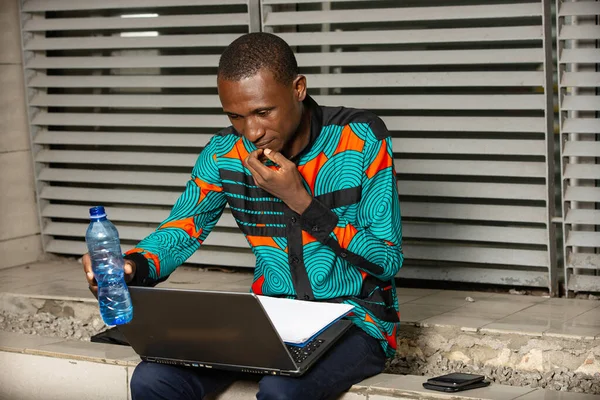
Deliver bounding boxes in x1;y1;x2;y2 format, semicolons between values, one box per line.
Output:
293;75;307;102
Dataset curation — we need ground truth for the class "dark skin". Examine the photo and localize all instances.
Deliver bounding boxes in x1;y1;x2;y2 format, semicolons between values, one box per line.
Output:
83;68;312;296
218;68;313;215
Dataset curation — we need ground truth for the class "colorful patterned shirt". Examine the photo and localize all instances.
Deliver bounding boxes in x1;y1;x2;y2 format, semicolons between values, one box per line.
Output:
125;95;404;357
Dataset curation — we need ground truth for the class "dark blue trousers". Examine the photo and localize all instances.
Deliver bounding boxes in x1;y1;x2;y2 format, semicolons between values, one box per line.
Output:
130;326;386;400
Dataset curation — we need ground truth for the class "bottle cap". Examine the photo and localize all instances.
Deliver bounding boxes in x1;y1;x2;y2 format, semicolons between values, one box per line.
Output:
89;206;107;219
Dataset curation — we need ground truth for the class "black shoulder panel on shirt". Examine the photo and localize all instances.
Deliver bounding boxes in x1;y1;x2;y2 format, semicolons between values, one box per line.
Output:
321;106;390;140
214;125;239;137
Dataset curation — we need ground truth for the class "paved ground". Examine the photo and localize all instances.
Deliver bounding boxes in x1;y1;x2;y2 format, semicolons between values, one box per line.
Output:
2;259;600;340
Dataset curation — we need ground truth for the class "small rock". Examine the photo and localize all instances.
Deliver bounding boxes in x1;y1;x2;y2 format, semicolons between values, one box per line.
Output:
465;297;475;302
589;294;599;301
509;289;527;295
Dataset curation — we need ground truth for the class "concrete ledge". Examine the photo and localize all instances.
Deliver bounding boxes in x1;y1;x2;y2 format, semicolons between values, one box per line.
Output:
3;331;598;400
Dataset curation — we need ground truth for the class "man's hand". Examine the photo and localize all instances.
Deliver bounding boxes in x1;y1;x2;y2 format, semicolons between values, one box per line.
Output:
82;253;136;298
244;148;312;214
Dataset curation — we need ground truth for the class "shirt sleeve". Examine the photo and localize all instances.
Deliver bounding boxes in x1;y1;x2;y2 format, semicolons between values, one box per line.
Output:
298;118;403;281
125;137;227;286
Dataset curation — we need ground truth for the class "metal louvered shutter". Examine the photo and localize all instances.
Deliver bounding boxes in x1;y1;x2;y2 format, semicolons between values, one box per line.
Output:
262;0;558;292
557;0;600;292
20;0;260;267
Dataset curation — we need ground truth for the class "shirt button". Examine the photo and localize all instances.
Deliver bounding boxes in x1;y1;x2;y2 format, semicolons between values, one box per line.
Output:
292;257;299;264
312;226;319;232
340;252;347;258
291;217;297;223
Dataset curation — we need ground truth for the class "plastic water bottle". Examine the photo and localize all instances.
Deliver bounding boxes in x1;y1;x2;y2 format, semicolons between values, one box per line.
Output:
85;206;133;326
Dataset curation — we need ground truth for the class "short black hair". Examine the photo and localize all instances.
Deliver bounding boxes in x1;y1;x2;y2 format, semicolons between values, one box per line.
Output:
218;32;299;86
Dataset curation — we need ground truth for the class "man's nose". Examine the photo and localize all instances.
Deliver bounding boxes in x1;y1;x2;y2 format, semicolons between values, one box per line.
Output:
244;118;266;143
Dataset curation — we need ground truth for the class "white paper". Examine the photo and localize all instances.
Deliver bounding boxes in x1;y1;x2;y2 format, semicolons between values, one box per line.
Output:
257;296;354;345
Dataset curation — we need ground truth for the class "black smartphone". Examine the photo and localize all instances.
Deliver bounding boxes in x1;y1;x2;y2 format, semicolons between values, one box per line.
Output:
423;380;490;393
426;373;485;388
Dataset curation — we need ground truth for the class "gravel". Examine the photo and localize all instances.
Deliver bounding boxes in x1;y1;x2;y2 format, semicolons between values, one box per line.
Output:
0;310;107;341
386;354;600;395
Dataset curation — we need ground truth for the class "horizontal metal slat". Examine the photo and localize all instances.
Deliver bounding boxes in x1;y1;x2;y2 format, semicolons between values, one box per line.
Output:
25;33;241;51
563;142;600;158
22;0;248;12
561;95;600;112
29;72;544;89
44;222;250;249
32;113;229;128
560;49;600;64
404;223;546;245
564;187;600;202
26;49;544;70
567;253;600;270
398;159;545;178
264;4;541;26
398;181;546;201
36;150;197;167
563;164;600;180
263;0;365;3
386;116;544;133
24;14;249;31
561;72;600;88
34;130;212;147
278;26;543;46
559;2;600;16
42;204;238;228
393;138;545;156
566;274;600;291
559;49;600;64
565;209;600;225
45;239;256;268
29;76;215;88
313;95;546;110
562;118;600;134
40;186;180;206
31;93;221;107
559;25;600;40
310;72;544;88
38;168;190;186
404;243;548;267
566;231;600;248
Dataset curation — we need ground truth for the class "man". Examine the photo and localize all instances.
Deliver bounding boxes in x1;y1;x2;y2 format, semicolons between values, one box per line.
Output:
83;32;403;400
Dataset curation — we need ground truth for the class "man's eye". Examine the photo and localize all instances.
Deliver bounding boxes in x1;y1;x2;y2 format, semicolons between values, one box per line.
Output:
228;115;239;120
257;110;270;117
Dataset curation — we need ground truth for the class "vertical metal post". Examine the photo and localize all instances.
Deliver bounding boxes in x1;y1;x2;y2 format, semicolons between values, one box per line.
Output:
543;0;558;296
248;0;262;33
18;0;48;253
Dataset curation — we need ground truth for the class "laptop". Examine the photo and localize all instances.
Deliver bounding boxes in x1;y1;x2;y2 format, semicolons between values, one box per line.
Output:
118;286;353;377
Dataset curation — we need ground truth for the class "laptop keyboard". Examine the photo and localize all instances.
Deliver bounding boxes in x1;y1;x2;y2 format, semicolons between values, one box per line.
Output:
286;339;325;364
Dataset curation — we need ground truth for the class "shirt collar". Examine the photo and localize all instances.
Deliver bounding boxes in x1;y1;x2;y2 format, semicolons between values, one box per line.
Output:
291;94;322;162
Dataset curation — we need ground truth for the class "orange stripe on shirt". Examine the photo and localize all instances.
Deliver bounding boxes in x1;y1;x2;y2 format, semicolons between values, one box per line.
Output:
194;177;223;204
333;224;358;249
160;217;203;239
302;231;318;245
297;152;328;194
333;124;365;156
365;140;392;179
222;138;250;161
246;235;280;249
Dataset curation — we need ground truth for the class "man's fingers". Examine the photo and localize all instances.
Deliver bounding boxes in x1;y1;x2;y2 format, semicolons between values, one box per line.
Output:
123;260;136;283
245;153;271;182
263;148;290;168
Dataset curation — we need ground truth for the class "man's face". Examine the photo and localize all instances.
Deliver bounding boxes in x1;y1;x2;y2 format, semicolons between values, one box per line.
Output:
217;68;306;157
